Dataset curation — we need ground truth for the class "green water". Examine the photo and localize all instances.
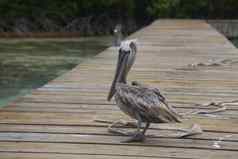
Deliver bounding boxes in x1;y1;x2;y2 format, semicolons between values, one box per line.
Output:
231;38;238;48
0;37;113;107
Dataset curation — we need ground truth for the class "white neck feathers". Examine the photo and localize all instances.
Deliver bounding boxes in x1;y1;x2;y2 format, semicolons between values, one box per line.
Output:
120;39;138;51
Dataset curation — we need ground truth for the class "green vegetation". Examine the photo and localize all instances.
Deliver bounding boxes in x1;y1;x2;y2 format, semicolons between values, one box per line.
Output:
0;0;238;35
147;0;238;19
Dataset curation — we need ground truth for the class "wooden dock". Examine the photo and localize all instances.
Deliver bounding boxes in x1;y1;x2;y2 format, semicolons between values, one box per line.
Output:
1;20;238;159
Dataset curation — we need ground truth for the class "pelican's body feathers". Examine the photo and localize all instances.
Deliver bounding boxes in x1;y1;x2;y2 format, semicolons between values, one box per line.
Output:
115;83;181;123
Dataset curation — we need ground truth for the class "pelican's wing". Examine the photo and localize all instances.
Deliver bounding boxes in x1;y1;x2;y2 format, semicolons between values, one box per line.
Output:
116;83;181;123
152;87;182;119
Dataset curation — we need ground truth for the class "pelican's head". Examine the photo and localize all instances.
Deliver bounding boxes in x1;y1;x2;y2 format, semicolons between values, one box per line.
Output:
107;39;138;101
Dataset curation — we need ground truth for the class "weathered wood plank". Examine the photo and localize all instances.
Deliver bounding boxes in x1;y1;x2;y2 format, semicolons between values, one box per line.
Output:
0;111;238;133
18;94;237;106
0;142;237;159
8;101;238;111
0;132;238;151
3;103;238;119
0;124;237;142
0;152;163;159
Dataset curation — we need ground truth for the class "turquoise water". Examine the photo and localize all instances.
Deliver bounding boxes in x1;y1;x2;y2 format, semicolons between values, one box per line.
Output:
0;37;112;107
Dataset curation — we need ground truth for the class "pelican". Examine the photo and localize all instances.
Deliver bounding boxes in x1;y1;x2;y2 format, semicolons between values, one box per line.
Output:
107;40;182;142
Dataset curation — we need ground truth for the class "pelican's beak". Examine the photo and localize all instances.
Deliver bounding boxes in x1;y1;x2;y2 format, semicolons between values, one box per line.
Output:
107;50;129;101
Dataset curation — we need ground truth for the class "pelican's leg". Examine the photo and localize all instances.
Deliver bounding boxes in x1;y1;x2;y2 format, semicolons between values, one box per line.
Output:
142;122;150;135
122;113;145;143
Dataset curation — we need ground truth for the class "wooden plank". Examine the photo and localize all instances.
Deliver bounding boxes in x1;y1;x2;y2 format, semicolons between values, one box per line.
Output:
3;104;238;119
0;124;237;142
0;111;238;133
8;101;238;111
0;152;163;159
0;142;237;159
18;95;238;106
0;132;238;151
29;90;238;99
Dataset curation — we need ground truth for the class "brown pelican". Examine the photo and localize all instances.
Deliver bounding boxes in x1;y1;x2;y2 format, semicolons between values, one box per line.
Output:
107;40;182;142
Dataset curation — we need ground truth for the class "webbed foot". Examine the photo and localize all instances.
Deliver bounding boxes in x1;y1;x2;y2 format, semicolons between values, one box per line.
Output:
121;132;145;143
